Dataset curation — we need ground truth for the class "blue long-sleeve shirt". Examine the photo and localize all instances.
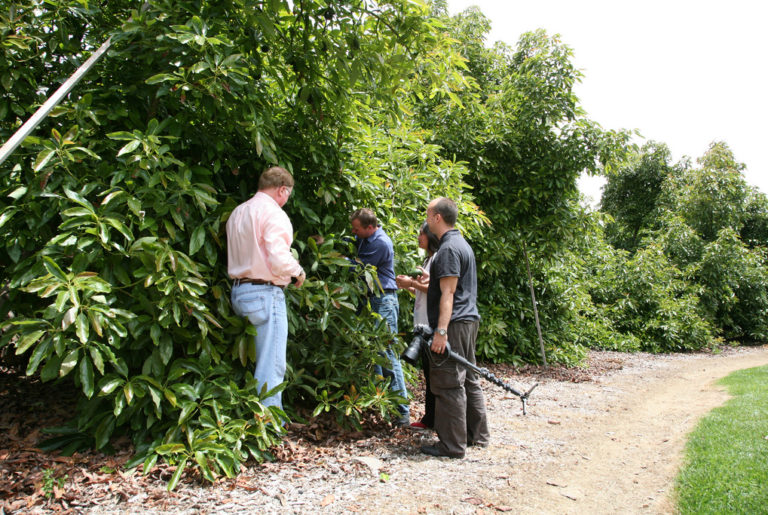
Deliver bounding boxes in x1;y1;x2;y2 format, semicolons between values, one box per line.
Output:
355;227;397;291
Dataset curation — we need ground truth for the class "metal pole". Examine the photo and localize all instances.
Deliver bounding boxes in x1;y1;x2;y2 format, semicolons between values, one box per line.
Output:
0;37;112;166
522;241;548;367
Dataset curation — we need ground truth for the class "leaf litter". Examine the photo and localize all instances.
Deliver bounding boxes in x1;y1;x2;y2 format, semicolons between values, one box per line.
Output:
1;347;749;513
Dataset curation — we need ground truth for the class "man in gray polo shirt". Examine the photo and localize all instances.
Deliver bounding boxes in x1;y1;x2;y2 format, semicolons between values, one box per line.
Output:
421;197;489;458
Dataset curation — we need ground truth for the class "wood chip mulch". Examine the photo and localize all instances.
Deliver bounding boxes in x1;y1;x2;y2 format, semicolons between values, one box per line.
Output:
0;351;631;513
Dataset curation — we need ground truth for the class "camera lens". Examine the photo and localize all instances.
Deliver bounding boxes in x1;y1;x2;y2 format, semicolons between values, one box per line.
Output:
400;335;423;366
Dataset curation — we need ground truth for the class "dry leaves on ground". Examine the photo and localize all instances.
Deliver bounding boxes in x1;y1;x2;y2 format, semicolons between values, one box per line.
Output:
0;353;616;513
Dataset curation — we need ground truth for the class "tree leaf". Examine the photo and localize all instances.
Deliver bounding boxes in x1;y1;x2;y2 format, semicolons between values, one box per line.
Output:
145;73;178;84
43;256;68;282
189;225;205;255
80;354;95;398
62;306;78;329
155;443;186;455
98;376;124;395
159;337;173;365
64;188;95;210
15;330;46;355
0;207;17;228
26;337;52;375
60;348;80;377
75;312;89;343
167;457;188;491
90;346;105;375
34;148;56;172
94;416;115;450
8;186;27;199
40;354;62;382
142;453;159;475
101;190;124;206
124;382;134;404
117;139;141;157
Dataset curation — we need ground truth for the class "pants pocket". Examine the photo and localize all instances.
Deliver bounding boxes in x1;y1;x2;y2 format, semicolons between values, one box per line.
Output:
237;294;270;326
429;357;464;390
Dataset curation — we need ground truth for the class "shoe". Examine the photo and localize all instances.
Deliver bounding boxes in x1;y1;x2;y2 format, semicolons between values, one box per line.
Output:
420;444;464;459
394;416;410;427
410;421;428;429
468;440;489;448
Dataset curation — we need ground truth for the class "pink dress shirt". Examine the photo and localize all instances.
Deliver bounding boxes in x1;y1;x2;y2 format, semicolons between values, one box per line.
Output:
226;191;304;286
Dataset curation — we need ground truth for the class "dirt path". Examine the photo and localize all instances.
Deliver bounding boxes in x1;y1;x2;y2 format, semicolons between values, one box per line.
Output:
6;346;768;513
316;345;768;514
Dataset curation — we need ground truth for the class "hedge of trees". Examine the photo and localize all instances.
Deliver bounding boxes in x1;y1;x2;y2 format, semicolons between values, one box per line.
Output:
2;0;766;485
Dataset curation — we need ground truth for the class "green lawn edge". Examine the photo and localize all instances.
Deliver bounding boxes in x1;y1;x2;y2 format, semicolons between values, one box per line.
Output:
674;365;768;514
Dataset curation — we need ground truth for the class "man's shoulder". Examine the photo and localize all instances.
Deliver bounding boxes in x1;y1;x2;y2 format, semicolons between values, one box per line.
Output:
444;230;473;251
235;195;289;224
435;233;474;265
371;227;393;247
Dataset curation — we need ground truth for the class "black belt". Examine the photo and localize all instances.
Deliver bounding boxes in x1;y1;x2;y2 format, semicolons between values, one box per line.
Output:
383;288;397;293
233;278;285;289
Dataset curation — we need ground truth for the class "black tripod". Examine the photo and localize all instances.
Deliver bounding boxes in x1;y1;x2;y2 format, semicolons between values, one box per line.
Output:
401;325;538;414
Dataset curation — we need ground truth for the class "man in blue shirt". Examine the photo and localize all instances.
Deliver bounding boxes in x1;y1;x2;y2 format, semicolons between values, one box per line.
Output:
350;208;409;426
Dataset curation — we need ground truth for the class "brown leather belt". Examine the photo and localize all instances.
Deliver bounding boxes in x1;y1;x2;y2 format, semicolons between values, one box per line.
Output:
233;278;285;289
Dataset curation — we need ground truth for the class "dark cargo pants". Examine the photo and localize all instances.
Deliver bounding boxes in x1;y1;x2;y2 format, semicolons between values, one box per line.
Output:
429;319;490;457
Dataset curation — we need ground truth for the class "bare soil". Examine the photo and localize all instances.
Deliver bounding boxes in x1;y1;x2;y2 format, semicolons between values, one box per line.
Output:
3;345;768;514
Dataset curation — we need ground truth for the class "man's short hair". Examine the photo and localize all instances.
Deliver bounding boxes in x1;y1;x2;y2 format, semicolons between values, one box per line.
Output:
349;208;378;228
258;166;294;190
433;197;458;226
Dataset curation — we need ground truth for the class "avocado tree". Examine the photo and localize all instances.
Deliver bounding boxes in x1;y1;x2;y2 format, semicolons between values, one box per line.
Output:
415;7;631;363
601;141;679;252
602;141;768;343
0;0;484;485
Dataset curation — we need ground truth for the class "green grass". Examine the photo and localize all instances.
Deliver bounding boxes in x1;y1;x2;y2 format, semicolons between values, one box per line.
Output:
675;365;768;514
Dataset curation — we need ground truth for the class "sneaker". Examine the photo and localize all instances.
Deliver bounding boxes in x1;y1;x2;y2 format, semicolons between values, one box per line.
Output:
394;415;410;427
410;421;428;429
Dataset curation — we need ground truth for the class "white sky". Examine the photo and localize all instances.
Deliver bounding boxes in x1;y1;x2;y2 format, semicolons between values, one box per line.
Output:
446;0;768;206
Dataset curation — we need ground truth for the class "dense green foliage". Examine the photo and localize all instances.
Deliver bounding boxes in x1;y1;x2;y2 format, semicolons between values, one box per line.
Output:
0;0;483;484
2;0;766;485
601;142;677;252
415;6;631;364
675;365;768;513
603;142;768;344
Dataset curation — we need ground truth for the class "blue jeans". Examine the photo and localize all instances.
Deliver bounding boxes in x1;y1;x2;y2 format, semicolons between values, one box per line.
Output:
231;283;287;410
369;293;409;419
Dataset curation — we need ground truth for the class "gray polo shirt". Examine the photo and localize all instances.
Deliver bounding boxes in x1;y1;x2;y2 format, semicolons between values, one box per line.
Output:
427;229;480;328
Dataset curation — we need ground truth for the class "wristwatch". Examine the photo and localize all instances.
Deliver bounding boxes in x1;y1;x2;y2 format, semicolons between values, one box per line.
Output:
436;328;447;336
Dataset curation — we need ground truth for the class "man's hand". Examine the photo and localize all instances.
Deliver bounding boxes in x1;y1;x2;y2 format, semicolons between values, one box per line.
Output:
294;271;306;288
431;331;447;354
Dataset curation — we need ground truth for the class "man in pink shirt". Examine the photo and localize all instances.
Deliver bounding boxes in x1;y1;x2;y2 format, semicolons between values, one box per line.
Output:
227;166;306;410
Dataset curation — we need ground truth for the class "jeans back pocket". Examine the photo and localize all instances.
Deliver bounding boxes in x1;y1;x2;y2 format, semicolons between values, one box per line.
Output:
235;292;271;326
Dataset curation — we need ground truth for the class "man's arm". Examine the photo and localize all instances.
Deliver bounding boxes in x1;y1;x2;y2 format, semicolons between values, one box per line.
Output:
431;276;458;354
262;213;305;284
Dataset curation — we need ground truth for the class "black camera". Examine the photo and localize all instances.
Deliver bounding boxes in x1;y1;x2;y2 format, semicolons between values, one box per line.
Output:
400;324;433;366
